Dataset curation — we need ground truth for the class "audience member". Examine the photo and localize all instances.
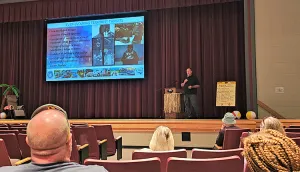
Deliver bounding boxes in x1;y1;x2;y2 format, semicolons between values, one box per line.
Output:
243;129;300;172
144;126;174;151
214;112;239;149
260;116;285;135
0;104;107;172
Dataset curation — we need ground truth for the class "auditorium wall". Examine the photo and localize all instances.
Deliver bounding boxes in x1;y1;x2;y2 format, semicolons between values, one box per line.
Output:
255;0;300;118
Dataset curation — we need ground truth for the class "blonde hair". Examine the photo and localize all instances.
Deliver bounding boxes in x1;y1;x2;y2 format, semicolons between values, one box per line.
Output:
242;129;300;172
149;126;174;151
260;116;285;135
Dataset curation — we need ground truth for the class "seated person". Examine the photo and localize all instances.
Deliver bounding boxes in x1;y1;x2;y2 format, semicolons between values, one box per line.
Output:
143;126;174;151
260;116;285;135
214;112;239;150
242;129;300;172
121;45;139;65
0;104;107;172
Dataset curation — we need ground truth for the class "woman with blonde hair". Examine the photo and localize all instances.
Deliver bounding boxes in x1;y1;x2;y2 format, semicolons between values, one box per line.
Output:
149;126;174;151
260;116;285;135
243;129;300;172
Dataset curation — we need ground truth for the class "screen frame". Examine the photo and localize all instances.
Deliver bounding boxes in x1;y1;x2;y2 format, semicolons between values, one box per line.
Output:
44;11;147;82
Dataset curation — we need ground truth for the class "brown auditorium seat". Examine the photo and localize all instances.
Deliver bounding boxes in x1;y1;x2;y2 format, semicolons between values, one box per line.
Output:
70;130;89;164
223;129;251;150
10;126;27;131
0;127;9;130
192;148;244;167
167;156;242;172
0;124;8;127
0;133;22;159
285;128;300;132
286;132;300;138
0;130;19;136
132;149;187;172
289;125;300;128
84;157;161;172
292;137;300;147
0;139;12;167
92;124;122;160
72;126;107;160
240;131;251;148
0;139;31;167
17;134;31;158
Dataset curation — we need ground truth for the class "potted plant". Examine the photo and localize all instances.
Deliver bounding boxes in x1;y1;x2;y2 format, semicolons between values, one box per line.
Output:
0;84;20;112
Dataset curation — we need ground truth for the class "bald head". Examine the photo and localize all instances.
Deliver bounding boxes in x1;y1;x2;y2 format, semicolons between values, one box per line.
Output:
27;109;71;163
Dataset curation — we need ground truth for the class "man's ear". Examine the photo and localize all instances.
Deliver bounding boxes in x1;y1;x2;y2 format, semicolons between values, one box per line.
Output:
26;136;29;145
67;133;72;146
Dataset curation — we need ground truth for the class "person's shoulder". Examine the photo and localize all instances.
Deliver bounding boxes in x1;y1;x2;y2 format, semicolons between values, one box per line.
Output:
0;164;32;172
65;162;107;172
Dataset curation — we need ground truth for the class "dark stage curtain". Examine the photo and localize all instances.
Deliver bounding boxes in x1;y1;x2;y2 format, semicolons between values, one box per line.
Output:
0;0;239;23
0;1;245;119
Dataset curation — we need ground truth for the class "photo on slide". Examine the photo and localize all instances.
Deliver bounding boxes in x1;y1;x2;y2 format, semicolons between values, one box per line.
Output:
115;44;144;65
115;22;144;45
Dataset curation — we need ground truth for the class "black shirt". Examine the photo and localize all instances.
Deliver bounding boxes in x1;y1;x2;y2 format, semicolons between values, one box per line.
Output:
183;75;200;94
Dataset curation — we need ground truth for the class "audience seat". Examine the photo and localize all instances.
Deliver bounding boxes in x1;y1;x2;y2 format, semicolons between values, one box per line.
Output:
0;127;9;130
84;157;161;172
0;133;22;159
285;128;300;133
286;132;300;138
0;138;31;167
92;124;122;160
167;156;242;172
223;129;251;150
132;149;187;172
17;134;31;158
292;137;300;147
192;148;244;167
72;126;107;160
70;130;89;164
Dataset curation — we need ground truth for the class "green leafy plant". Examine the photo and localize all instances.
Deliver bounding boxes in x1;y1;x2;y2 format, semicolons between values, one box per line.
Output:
0;84;20;112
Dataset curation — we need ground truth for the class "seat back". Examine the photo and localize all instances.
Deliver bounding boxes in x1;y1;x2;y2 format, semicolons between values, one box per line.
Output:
70;130;80;163
92;125;116;155
289;125;300;128
132;149;187;172
0;124;8;127
17;134;31;158
223;129;251;149
285;128;300;132
0;127;9;130
286;132;300;138
0;139;12;167
167;156;242;172
0;133;22;159
10;126;27;131
0;130;19;136
240;132;251;148
192;148;244;167
72;126;99;159
84;157;161;172
292;137;300;147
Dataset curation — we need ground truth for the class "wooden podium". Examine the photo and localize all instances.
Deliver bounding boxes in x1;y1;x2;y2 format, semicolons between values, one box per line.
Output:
163;87;184;119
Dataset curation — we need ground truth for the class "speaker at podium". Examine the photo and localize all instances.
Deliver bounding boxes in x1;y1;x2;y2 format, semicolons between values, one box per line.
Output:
163;87;184;119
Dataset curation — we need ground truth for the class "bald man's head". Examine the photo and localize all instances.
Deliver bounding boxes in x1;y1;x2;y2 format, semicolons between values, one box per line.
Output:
27;109;71;163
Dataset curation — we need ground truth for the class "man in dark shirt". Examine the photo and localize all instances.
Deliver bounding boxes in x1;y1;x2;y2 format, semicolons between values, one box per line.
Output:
214;112;239;149
181;68;200;119
121;44;139;65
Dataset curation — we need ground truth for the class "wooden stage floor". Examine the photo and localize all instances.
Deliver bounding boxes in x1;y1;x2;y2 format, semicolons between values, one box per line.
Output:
1;119;299;133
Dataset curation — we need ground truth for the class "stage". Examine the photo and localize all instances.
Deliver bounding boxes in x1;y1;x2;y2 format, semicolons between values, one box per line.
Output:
1;118;298;132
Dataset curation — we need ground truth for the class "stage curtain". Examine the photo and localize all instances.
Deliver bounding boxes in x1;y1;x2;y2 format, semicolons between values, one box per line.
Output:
0;0;240;23
0;1;245;119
